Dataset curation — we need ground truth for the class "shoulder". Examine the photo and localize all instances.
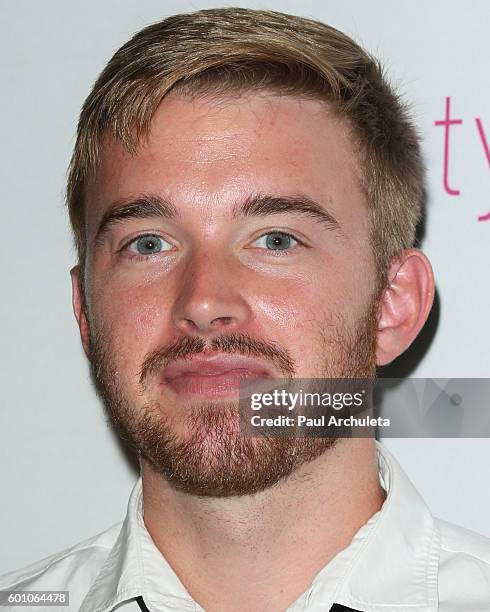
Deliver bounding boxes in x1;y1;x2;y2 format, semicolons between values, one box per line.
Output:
0;522;121;600
435;517;490;607
437;516;490;563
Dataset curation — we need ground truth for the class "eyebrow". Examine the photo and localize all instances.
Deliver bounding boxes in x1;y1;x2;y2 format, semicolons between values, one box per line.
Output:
93;192;341;249
232;194;341;231
93;195;179;249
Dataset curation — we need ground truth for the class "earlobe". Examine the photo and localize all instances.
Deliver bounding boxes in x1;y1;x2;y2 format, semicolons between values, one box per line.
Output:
70;265;91;359
375;249;435;366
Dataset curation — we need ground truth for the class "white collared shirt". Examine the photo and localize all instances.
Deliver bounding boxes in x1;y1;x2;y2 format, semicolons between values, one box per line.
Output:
1;442;489;611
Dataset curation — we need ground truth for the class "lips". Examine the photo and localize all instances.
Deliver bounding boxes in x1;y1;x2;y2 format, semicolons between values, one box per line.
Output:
161;353;273;398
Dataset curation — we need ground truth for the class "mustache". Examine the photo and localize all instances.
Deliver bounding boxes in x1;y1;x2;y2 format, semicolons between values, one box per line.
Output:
138;332;296;386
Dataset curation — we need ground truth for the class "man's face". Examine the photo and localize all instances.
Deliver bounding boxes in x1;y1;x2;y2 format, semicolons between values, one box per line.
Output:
76;91;380;496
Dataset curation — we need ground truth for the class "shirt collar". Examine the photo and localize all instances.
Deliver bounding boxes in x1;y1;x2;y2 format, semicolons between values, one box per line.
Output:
325;442;440;612
80;441;440;612
80;478;200;612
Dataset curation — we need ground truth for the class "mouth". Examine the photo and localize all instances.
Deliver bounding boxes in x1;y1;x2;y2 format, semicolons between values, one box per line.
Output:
161;354;274;399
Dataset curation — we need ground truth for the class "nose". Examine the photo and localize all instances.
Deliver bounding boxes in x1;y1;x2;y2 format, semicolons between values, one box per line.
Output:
170;250;253;336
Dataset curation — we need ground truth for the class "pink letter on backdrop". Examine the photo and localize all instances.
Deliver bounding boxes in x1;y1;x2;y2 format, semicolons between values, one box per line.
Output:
475;118;490;167
435;96;462;195
475;118;490;221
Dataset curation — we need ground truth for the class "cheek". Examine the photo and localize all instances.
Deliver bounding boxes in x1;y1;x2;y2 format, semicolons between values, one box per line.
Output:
252;266;370;366
254;266;354;321
252;275;333;348
90;277;170;375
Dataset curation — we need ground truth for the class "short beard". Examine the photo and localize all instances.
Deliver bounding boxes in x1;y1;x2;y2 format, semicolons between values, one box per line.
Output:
88;298;379;498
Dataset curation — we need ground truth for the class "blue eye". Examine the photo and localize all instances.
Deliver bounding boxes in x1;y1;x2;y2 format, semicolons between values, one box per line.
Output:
253;232;299;251
127;234;171;256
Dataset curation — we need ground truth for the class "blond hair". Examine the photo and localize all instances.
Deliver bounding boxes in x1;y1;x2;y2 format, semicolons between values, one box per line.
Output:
66;7;424;290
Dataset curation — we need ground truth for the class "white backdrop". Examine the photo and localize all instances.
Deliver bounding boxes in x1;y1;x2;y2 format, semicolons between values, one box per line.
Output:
0;0;489;575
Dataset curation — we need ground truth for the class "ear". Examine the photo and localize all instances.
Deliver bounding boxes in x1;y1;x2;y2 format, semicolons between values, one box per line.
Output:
375;249;435;366
70;265;91;359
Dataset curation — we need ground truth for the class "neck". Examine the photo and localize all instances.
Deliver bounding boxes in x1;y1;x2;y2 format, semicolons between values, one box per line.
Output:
141;438;385;612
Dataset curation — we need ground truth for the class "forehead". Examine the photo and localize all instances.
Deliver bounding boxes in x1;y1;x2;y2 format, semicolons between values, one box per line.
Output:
86;91;366;232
